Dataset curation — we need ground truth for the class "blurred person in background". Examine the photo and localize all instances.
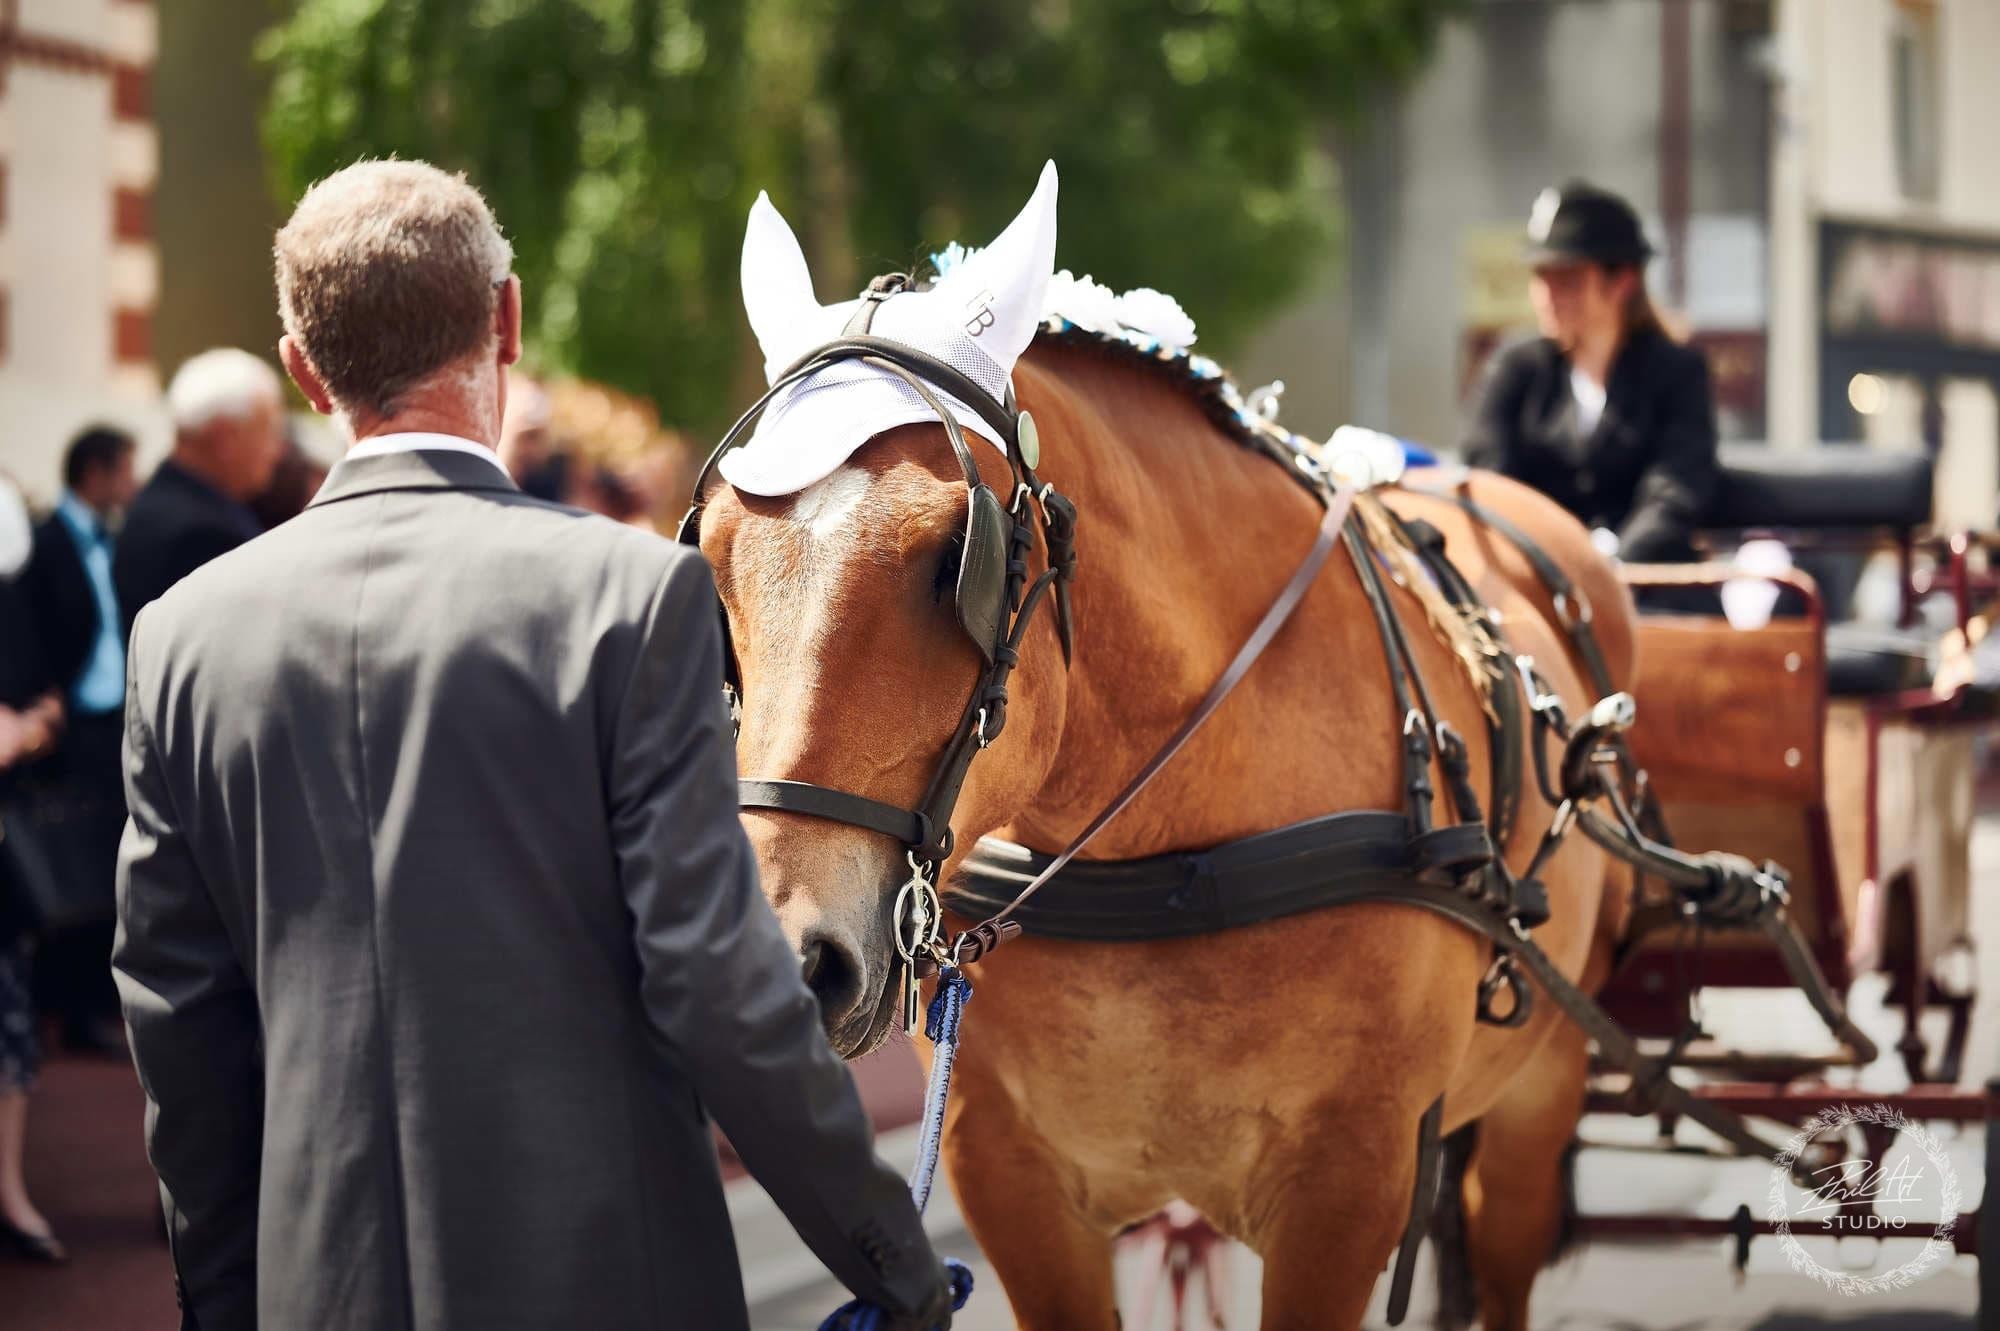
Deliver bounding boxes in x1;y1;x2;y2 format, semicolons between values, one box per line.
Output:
0;470;67;1263
17;428;139;1054
497;370;565;499
113;349;285;633
1462;181;1718;566
249;425;333;529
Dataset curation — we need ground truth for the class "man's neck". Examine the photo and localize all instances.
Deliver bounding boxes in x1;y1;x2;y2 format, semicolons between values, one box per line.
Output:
350;404;496;450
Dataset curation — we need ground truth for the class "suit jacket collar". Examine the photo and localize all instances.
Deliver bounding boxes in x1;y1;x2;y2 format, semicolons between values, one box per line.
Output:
309;448;522;508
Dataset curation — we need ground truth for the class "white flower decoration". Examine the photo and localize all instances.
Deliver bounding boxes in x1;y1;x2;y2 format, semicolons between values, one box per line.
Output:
1113;287;1198;348
1044;268;1123;333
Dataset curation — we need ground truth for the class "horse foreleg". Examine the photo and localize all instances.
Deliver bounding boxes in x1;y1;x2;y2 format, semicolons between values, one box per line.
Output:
1250;1115;1421;1331
1463;1020;1589;1331
939;1093;1120;1331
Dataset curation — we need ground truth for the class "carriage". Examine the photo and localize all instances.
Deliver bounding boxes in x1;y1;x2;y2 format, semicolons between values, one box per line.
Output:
1572;442;2000;1320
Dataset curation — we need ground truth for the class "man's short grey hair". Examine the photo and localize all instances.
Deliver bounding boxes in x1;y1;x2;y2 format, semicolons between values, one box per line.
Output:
168;348;283;432
275;159;514;419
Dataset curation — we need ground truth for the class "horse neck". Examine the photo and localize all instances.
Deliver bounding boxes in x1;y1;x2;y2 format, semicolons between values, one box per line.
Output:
1002;347;1403;857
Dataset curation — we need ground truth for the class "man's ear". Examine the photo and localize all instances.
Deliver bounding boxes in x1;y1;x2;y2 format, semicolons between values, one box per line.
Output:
496;276;523;367
279;335;336;417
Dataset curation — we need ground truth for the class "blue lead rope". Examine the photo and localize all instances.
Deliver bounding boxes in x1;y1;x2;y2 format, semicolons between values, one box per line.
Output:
817;968;976;1331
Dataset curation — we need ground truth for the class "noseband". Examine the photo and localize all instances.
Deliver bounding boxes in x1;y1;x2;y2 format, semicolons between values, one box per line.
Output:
680;276;1080;982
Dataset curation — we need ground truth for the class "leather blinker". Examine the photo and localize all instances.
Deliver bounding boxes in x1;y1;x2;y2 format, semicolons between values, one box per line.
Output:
957;483;1011;662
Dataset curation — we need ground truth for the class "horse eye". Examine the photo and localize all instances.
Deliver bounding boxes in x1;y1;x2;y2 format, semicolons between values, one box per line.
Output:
933;531;966;604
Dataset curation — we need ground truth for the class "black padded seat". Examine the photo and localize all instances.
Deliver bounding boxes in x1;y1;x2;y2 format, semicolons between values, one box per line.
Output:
1825;622;1932;696
1710;445;1934;531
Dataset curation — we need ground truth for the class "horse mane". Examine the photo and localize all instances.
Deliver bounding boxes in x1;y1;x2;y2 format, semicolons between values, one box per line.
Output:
1023;317;1504;710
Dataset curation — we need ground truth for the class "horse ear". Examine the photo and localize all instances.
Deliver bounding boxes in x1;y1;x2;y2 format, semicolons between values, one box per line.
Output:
933;160;1058;374
741;191;820;382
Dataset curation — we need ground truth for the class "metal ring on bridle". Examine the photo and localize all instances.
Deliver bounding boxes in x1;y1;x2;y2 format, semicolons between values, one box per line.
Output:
892;858;944;965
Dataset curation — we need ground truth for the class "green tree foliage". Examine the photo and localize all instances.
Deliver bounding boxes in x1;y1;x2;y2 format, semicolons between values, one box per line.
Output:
261;0;1453;430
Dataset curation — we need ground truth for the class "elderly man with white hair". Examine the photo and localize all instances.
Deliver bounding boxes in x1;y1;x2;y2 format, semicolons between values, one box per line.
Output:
110;158;952;1331
110;348;284;634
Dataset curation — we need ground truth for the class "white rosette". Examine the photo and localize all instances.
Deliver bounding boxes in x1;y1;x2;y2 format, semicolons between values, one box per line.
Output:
1044;269;1123;334
1112;286;1198;348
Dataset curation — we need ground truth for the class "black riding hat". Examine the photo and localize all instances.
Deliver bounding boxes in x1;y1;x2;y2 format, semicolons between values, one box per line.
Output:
1523;181;1654;268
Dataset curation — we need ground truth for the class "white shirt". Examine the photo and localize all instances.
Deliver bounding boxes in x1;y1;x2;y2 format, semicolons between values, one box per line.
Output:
0;475;30;578
1570;366;1608;436
346;431;513;481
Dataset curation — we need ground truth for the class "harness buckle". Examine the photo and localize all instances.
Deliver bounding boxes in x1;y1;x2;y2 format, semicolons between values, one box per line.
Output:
975;707;994;749
1554;588;1593;629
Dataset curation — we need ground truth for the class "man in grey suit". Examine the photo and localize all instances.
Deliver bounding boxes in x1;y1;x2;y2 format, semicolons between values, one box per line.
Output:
113;159;953;1331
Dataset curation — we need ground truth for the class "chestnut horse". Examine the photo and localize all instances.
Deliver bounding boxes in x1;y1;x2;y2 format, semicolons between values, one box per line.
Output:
700;185;1638;1330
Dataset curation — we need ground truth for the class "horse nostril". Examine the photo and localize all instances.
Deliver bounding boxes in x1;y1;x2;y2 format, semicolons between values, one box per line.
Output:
798;931;862;1021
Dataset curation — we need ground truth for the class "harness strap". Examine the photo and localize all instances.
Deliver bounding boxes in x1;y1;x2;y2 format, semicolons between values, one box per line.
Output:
1386;1095;1445;1327
1399;475;1618;699
739;780;930;849
1343;523;1438;834
922;485;1359;973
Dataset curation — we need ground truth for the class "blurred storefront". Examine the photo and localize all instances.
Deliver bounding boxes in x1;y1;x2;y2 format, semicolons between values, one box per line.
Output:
0;0;169;501
1241;0;1775;453
1769;0;2000;532
1241;0;2000;532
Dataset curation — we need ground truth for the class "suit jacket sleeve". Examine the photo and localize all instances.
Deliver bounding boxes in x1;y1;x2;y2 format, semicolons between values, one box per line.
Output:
1461;344;1534;474
113;614;263;1331
1616;348;1719;562
607;552;943;1314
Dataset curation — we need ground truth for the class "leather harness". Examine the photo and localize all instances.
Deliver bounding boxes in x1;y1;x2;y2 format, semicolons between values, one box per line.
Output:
686;277;1876;1322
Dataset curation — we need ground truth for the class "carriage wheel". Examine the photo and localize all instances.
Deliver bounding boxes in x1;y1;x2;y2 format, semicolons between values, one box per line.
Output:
1981;1079;2000;1329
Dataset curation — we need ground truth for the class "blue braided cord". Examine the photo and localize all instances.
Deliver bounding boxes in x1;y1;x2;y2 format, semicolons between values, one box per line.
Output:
909;968;970;1212
816;1259;975;1331
815;968;976;1331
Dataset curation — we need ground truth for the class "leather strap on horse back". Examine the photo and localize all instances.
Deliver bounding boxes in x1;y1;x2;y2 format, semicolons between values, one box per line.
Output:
1399;475;1618;700
945;811;1485;939
921;485;1360;973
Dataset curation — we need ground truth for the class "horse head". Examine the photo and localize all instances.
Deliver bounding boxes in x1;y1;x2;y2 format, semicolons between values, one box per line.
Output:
697;165;1072;1056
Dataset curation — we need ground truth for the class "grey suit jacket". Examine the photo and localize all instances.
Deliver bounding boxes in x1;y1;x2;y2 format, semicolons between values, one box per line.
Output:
112;449;939;1330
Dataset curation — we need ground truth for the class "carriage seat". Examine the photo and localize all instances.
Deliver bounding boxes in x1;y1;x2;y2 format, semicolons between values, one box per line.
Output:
1710;445;1934;532
1824;622;1932;696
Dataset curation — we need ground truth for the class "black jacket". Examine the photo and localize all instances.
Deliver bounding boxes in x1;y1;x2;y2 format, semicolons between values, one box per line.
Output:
20;512;100;697
1461;329;1719;562
0;571;48;941
113;460;264;638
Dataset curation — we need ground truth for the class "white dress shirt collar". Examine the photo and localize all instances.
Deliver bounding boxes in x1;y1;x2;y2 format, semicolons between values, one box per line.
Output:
346;432;513;482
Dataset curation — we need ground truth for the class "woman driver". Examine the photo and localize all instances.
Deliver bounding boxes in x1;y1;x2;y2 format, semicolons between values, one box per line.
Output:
1461;181;1718;565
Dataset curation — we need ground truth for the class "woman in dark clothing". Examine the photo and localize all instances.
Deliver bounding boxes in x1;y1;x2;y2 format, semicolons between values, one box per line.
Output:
0;471;67;1264
1462;181;1719;565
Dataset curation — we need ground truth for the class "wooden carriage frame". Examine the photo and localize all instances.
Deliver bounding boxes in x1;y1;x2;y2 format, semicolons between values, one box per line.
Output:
1582;512;2000;1320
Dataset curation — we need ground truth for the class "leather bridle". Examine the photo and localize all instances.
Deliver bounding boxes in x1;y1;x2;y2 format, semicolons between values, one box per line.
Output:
679;276;1080;987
